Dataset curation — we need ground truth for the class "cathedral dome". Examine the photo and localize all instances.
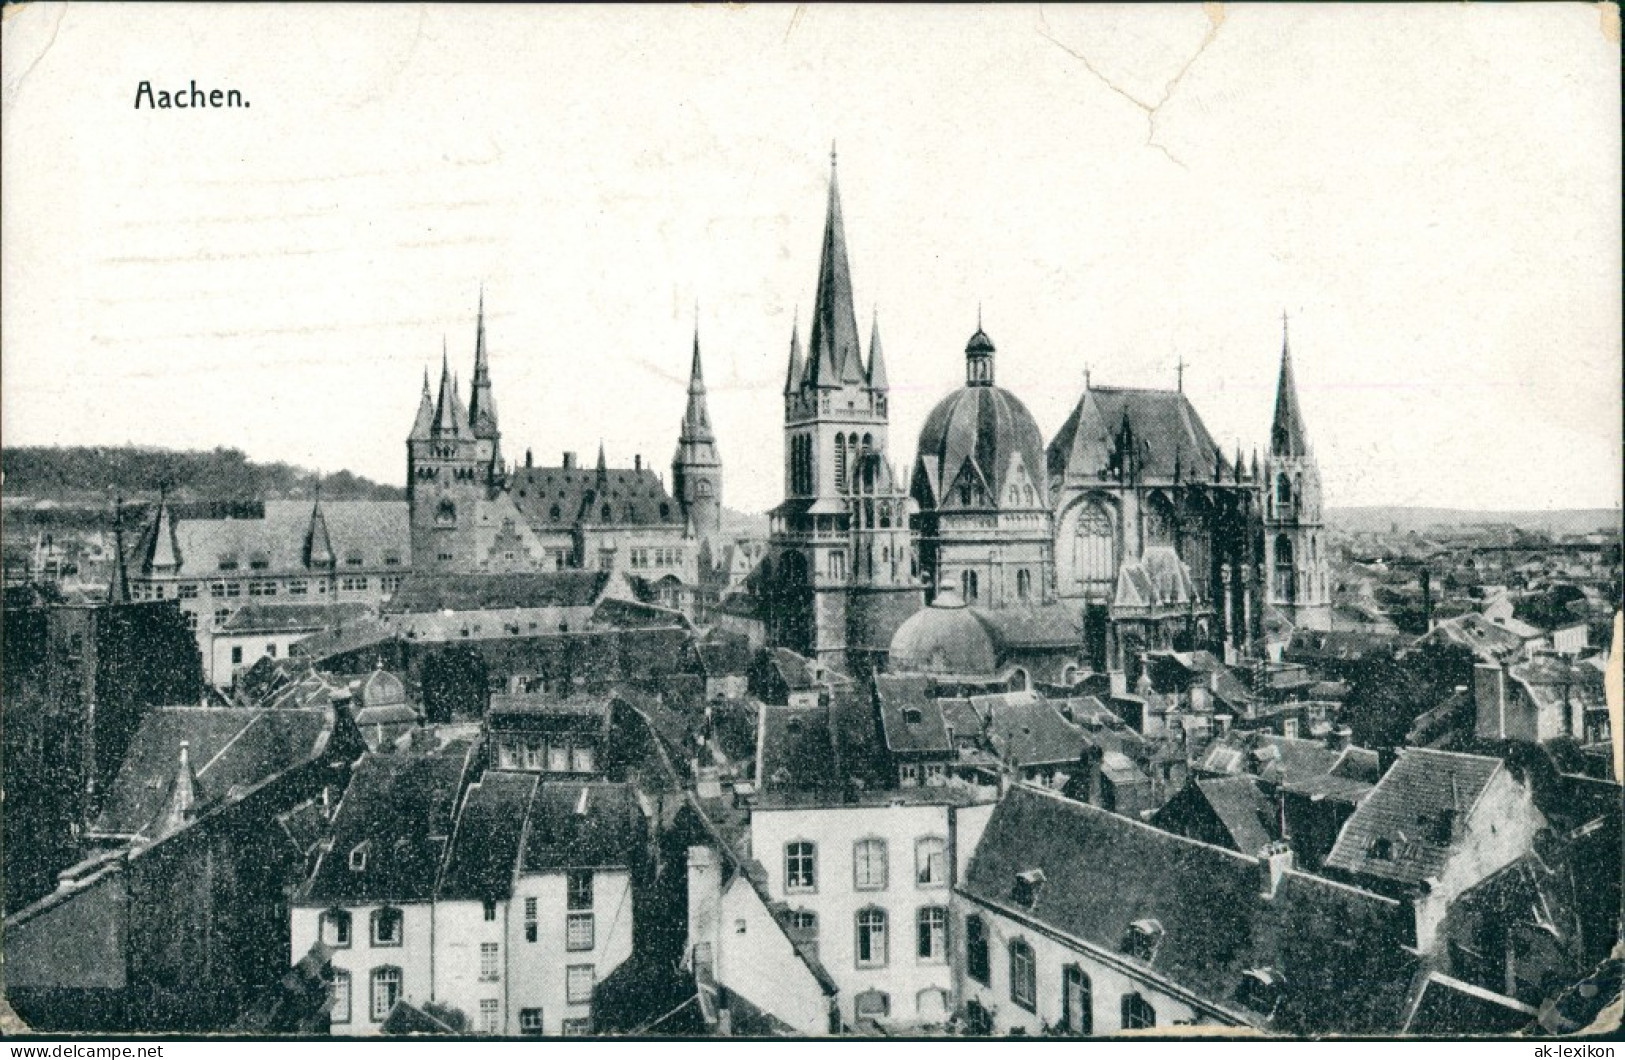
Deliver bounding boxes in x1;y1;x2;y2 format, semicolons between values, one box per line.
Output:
911;328;1048;512
888;587;999;676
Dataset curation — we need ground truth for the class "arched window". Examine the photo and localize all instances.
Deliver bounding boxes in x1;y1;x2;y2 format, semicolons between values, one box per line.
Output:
435;499;456;526
1009;938;1037;1011
660;502;671;520
600;504;612;522
1016;569;1032;601
370;966;402;1022
1121;992;1156;1030
1074;502;1116;591
962;570;979;603
696;480;712;498
1276;473;1292;507
916;987;950;1021
330;968;352;1024
1144;493;1176;544
966;914;990;985
1273;535;1296;601
854;989;890;1019
321;908;352;948
856;908;888;967
1009;667;1030;692
549;504;561;521
1063;965;1093;1035
371;907;403;947
959;481;973;506
1024;485;1036;506
835;435;848;493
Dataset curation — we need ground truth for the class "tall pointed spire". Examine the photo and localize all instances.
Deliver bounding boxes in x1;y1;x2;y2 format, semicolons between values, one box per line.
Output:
783;316;805;396
410;364;435;440
469;288;499;438
149;741;200;841
805;152;863;387
304;485;335;569
596;439;608;477
1271;312;1309;458
866;309;888;390
142;488;182;573
107;496;131;604
433;340;461;435
681;323;715;442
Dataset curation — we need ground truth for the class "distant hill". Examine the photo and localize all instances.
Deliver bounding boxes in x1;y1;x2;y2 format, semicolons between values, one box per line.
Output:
0;446;403;506
1327;506;1621;536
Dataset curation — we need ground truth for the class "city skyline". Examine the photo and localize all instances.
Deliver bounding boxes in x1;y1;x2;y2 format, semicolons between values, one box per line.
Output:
3;4;1619;515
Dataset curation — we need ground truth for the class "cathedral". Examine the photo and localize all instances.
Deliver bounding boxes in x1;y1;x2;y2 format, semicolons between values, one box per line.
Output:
764;157;1332;679
405;294;721;607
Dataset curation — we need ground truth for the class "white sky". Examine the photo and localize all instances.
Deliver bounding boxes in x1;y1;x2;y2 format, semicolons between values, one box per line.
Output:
3;3;1620;514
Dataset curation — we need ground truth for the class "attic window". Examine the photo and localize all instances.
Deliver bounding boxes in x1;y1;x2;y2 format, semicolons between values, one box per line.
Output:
1122;918;1164;962
1367;837;1393;861
1012;869;1046;908
903;707;923;725
218;555;239;571
1237;967;1285;1014
348;842;369;872
249;554;270;570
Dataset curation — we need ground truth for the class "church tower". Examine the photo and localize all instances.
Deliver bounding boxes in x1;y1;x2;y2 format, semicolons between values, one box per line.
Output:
672;325;723;550
767;152;919;675
408;340;487;572
1261;315;1332;631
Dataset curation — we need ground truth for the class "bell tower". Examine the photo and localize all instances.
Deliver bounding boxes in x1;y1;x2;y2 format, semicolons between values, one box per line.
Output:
1261;314;1332;631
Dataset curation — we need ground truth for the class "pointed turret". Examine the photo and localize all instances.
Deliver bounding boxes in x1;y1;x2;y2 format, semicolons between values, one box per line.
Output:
410;366;435;440
783;319;805;397
681;326;714;441
432;343;462;436
1271;314;1309;458
141;489;182;573
866;310;888;390
451;372;469;432
805;150;864;387
675;325;723;545
468;289;499;438
107;497;131;604
149;741;200;841
304;487;335;569
596;440;608;480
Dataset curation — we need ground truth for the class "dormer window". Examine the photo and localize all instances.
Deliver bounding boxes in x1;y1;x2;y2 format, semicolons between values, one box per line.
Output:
371;906;403;947
903;707;923;725
218;555;239;571
348;842;370;872
1012;868;1045;908
1122;918;1164;962
1237;967;1285;1015
1367;837;1393;861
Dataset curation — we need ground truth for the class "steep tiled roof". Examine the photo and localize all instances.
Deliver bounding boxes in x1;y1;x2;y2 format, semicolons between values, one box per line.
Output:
384;570;608;614
963;785;1421;1034
1416;614;1523;660
133;501;407;578
301;744;473;905
974;602;1082;650
92;706;334;837
521;781;646;873
875;675;952;755
1252;735;1346;788
290;616;396;662
976;691;1087;769
1401;972;1536;1035
220;601;373;634
438;772;538;901
1324;749;1506;887
758;705;838;792
508;465;681;529
1195;776;1277;855
1048;387;1228;482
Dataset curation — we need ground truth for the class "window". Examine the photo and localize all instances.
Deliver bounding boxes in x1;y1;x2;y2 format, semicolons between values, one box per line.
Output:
249;554;270;570
213;608;231;628
224;581;242;597
184;611;199;631
1013;868;1045;908
287;580;308;596
567;913;595;951
856;908;888;968
483;900;497;922
566;964;594;1004
371;907;403;947
479;998;500;1033
570;745;596;773
547;742;570;772
321;909;352;948
349;843;369;872
341;576;369;592
178;582;199;599
1017;568;1031;600
249;580;277;596
479;942;500;981
917;906;948;964
1273;535;1296;601
962;569;979;603
266;643;277;659
218;555;239;571
854;990;890;1019
1122;918;1163;962
966;914;990;985
519;1008;544;1035
1367;837;1393;861
562;1018;592;1036
1009;938;1037;1011
384;551;402;566
916;837;947;887
1074;501;1116;591
853;838;888;891
369;966;401;1022
1121;992;1157;1030
785;841;817;892
524;897;538;943
329;968;351;1024
567;870;593;910
1063;965;1093;1035
231;646;243;664
345;552;364;568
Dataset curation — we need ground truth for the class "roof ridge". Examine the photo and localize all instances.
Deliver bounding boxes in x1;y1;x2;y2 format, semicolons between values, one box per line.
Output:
1016;782;1264;867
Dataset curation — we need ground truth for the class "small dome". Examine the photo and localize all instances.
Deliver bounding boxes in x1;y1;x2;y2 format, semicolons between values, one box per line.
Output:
889;595;997;676
357;667;406;709
966;329;996;354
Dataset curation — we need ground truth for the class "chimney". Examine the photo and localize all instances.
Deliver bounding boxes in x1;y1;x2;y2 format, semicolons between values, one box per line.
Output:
635;454;642;471
563;452;577;470
686;845;722;977
1259;840;1293;898
1326;726;1352;752
525;448;534;468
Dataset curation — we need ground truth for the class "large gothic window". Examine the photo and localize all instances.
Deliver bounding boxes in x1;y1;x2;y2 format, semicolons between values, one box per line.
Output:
1273;534;1296;601
835;435;848;494
1073;502;1116;593
1144;494;1176;545
1276;473;1292;507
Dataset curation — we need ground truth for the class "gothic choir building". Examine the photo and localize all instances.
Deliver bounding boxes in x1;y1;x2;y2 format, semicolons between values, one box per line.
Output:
404;295;720;610
762;157;1333;678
